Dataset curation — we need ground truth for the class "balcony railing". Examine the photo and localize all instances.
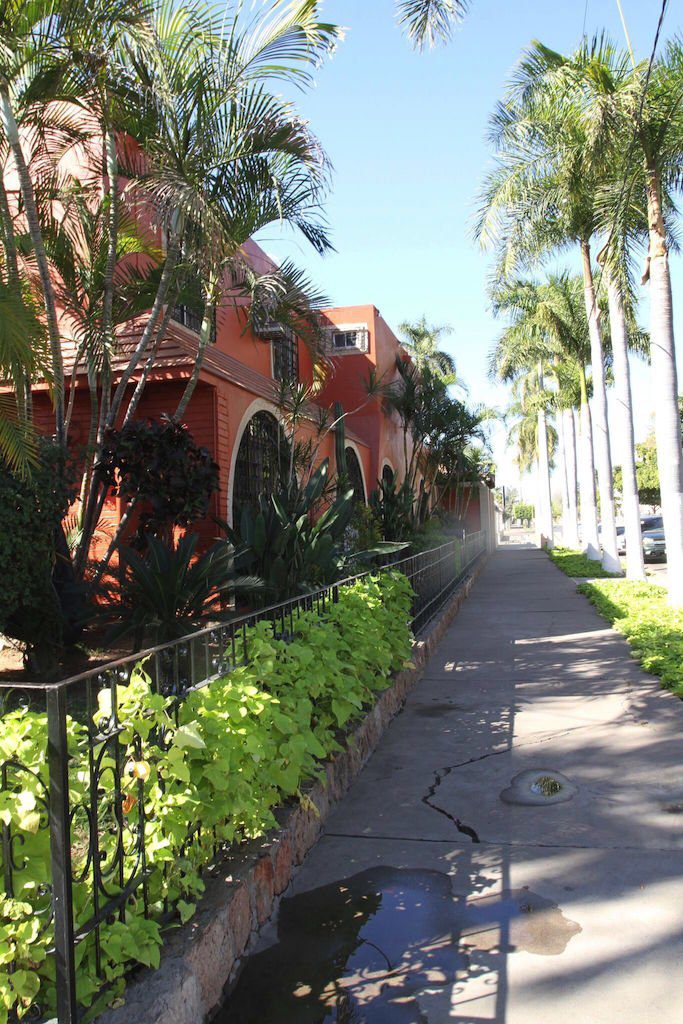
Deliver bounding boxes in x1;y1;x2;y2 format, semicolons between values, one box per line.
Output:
171;304;216;342
0;532;486;1023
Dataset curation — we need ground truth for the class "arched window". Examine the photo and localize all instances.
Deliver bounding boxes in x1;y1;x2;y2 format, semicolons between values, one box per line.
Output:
232;411;289;520
345;447;366;505
382;463;395;490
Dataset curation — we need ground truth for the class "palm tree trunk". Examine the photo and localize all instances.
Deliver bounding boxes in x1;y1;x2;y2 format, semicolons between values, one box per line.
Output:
0;168;28;423
606;273;645;580
0;80;64;444
95;126;119;446
75;241;180;579
556;402;571;545
536;363;553;549
580;239;621;573
564;407;580;548
644;163;683;606
175;301;215;419
106;239;180;428
579;363;600;560
122;303;175;425
0;169;19;286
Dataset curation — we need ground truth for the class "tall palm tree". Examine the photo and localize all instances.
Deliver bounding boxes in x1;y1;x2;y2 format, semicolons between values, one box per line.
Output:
600;249;647;579
551;358;581;549
536;273;601;558
475;38;631;573
512;37;650;577
398;316;460;381
490;273;603;558
600;39;683;602
489;280;557;548
505;373;556;548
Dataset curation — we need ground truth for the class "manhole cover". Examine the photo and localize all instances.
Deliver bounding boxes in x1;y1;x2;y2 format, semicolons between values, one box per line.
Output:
501;769;577;806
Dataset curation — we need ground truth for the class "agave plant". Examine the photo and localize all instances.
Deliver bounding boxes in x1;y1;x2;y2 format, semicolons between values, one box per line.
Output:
101;532;260;650
369;470;416;543
223;459;404;603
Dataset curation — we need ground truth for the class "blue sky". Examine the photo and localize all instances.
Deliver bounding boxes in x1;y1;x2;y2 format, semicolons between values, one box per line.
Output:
258;0;682;493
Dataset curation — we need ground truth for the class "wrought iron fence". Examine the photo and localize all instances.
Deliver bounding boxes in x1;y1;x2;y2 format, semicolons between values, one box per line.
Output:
0;532;486;1023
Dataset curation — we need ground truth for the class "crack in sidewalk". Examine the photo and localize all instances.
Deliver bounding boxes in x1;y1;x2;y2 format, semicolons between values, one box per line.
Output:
420;723;596;845
422;765;481;842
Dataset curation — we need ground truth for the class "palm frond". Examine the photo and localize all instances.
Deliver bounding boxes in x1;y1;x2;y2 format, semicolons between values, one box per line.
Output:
396;0;468;51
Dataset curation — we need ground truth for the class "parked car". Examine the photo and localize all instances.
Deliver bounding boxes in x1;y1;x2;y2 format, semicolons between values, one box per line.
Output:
642;528;666;562
641;515;663;533
616;525;626;555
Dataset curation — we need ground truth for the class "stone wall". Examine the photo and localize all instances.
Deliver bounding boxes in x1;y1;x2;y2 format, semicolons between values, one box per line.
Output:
100;556;486;1024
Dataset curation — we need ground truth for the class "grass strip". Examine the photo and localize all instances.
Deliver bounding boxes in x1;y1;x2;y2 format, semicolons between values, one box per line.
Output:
578;579;683;694
546;546;620;579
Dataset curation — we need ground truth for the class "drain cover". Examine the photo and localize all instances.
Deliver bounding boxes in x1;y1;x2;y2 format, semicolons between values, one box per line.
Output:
501;769;577;806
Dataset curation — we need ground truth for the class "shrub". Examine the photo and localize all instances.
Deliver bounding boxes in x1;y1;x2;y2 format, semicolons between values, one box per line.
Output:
226;459;402;601
369;472;415;542
512;501;534;525
0;441;73;653
578;579;683;692
0;571;413;1022
98;417;219;546
100;533;261;649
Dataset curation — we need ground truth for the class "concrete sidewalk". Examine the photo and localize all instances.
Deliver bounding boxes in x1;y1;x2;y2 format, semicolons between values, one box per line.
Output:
223;548;683;1024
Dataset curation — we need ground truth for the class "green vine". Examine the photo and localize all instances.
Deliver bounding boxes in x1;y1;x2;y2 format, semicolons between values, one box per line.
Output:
0;572;413;1022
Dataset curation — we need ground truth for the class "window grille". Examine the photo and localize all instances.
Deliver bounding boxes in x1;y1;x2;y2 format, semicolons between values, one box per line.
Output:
232;412;289;521
325;325;369;353
172;304;216;342
272;333;299;382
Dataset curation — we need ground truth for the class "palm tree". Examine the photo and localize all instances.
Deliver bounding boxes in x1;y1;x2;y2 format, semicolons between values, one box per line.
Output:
489;280;557;548
505;373;556;548
511;36;649;577
0;0;71;442
475;38;631;573
398;316;460;381
490;274;602;557
551;359;581;549
70;0;339;578
600;39;683;602
536;273;601;559
600;249;647;579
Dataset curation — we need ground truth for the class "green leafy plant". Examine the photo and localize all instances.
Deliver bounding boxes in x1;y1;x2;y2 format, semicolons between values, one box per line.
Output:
547;547;620;579
579;579;683;693
100;533;258;649
225;459;403;602
0;572;413;1022
0;440;74;670
512;501;535;526
98;417;219;546
369;471;415;542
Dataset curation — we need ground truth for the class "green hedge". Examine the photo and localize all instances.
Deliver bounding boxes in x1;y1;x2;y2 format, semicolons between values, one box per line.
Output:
0;572;413;1022
579;579;683;693
547;546;620;579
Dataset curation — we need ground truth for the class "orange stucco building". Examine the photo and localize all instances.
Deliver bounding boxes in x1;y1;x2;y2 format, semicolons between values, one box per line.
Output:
30;239;424;556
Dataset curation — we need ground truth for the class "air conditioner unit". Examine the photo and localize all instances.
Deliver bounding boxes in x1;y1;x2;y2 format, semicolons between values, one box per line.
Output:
252;315;293;341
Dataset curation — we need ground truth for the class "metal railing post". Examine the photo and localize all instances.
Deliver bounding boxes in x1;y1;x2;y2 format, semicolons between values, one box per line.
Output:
47;686;78;1024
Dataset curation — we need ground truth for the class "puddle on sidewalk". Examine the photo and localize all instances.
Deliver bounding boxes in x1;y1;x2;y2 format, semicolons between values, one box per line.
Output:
215;868;581;1023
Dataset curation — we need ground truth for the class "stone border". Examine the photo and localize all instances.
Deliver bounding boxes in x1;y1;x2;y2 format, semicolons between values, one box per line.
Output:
100;555;487;1024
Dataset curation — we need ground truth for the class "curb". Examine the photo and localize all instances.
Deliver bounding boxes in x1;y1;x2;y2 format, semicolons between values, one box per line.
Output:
100;555;487;1024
